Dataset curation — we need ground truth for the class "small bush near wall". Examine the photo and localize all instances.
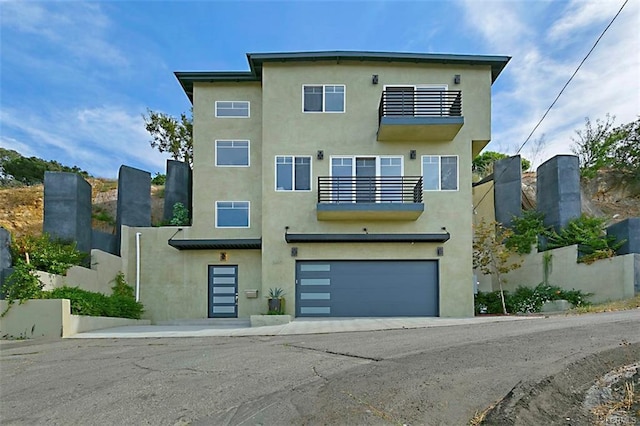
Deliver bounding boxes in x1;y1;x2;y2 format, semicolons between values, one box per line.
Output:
475;284;592;314
44;273;143;319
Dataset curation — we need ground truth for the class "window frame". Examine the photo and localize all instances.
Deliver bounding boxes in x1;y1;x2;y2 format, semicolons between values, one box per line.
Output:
275;155;313;192
302;84;346;113
215;140;250;167
215;101;250;118
421;155;459;192
215;201;250;228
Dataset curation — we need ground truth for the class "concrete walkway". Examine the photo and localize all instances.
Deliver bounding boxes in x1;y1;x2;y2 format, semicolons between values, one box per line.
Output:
69;315;540;338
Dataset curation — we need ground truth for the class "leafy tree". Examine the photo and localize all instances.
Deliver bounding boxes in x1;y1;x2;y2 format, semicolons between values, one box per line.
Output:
571;115;616;178
0;151;89;186
505;210;548;254
473;219;523;314
170;202;190;226
143;109;193;165
472;151;531;178
610;117;640;181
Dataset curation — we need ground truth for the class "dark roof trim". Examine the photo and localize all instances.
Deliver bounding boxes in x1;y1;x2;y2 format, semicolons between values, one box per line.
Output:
175;50;511;101
174;71;258;101
284;233;450;244
168;238;262;250
248;51;510;83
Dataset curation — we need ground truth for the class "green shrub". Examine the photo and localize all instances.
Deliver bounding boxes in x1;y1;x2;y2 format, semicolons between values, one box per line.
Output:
44;282;144;320
506;210;548;254
170;202;190;226
475;284;591;314
1;260;44;316
11;234;87;275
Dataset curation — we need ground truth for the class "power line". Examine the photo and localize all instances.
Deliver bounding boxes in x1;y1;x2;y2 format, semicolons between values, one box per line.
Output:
473;0;630;211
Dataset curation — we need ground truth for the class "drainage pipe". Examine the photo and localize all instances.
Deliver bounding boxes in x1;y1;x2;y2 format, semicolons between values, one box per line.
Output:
135;232;141;302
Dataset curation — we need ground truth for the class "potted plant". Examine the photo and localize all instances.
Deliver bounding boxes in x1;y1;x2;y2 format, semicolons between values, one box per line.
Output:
267;287;285;314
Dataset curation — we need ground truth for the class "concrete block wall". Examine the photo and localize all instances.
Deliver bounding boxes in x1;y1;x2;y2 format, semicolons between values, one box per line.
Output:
607;218;640;255
116;166;151;254
43;172;92;254
493;155;522;228
163;160;192;223
536;155;581;231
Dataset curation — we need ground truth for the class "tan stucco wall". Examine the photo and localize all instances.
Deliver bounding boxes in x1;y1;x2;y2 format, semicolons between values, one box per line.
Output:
121;226;263;323
191;82;262;238
472;180;496;292
496;246;636;303
121;59;497;320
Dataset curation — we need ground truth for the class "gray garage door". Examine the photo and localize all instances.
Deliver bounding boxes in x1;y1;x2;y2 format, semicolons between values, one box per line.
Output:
296;260;438;317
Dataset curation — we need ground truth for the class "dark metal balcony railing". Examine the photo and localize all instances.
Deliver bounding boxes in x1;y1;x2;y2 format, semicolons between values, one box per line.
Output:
378;90;462;122
317;176;423;204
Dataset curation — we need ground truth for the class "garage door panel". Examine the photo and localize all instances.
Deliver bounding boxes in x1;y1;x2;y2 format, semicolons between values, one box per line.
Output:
296;260;438;317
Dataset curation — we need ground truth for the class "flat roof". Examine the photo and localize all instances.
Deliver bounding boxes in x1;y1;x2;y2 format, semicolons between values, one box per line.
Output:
175;50;511;101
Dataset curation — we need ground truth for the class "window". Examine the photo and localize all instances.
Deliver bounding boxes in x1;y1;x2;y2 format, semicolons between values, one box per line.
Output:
422;155;458;191
215;201;249;228
303;85;345;112
276;156;311;191
215;140;249;167
215;101;249;118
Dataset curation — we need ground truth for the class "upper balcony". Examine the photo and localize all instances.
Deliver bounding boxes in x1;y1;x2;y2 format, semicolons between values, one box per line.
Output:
317;176;424;221
377;89;464;142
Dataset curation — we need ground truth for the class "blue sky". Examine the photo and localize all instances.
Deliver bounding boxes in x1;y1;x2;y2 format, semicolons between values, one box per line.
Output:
1;0;638;178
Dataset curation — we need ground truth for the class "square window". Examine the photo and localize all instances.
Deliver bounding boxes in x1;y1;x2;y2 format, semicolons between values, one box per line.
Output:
276;156;312;191
303;85;345;113
216;201;249;228
215;140;249;166
215;101;249;118
422;155;458;191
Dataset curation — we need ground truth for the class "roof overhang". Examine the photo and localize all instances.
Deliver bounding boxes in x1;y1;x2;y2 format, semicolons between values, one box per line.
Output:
284;233;450;244
175;51;511;102
168;238;262;250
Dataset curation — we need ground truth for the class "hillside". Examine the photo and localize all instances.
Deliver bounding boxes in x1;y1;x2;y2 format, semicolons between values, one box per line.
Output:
0;179;165;238
1;170;638;239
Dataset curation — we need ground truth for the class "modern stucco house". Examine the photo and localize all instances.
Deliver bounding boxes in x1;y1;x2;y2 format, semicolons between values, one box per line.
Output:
121;51;510;322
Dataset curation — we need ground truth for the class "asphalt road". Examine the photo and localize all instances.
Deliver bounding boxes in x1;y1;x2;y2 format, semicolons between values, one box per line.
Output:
1;310;639;425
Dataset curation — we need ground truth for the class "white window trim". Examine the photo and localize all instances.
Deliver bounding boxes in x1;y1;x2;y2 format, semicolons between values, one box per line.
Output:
215;201;250;228
215;101;250;118
328;155;404;177
215;140;250;167
302;84;346;113
275;155;313;192
421;155;459;192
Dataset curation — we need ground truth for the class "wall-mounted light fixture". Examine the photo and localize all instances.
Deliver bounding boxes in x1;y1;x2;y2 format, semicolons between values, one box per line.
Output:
410;150;417;160
220;252;228;261
436;247;444;256
454;74;461;84
291;247;298;257
372;74;379;85
317;150;324;160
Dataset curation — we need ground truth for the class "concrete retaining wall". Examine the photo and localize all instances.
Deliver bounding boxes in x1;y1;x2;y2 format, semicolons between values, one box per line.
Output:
0;299;149;338
498;245;637;303
35;249;123;294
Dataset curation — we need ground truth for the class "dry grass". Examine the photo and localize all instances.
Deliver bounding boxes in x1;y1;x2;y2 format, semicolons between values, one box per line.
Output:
570;295;640;314
591;381;638;425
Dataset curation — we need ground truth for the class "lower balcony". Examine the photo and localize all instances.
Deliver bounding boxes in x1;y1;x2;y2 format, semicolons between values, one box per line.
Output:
317;176;424;221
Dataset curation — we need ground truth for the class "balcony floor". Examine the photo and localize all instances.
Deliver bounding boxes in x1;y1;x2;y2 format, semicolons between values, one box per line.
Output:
317;202;424;221
377;116;464;141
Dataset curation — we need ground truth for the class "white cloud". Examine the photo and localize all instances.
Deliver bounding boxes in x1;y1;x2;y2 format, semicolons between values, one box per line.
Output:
459;0;639;167
1;106;169;178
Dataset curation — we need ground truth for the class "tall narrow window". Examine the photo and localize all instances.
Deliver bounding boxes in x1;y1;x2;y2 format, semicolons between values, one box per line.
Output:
303;85;345;112
422;155;458;191
215;140;249;166
276;156;312;191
